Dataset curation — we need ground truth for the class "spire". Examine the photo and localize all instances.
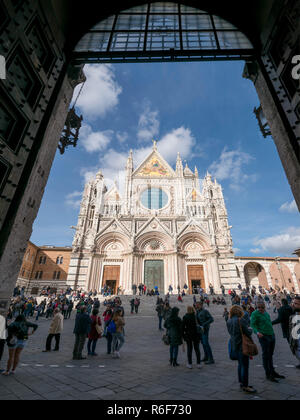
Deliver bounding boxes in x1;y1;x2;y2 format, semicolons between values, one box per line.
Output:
152;140;158;151
96;170;103;180
195;166;199;177
176;152;184;177
126;149;134;172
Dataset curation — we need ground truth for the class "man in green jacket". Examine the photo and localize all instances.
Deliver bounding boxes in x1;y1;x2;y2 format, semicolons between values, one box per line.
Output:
251;302;285;383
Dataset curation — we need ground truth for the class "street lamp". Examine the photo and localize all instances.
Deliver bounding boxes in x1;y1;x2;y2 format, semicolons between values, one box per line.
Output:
254;105;272;138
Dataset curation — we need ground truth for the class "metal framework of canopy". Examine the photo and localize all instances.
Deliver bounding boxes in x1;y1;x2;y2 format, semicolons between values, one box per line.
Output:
74;2;254;63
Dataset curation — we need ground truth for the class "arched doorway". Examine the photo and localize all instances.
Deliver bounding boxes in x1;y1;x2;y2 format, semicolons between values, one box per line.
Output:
244;262;268;289
269;261;295;293
0;0;299;312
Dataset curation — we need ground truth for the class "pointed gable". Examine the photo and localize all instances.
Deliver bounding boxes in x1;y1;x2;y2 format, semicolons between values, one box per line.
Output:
133;149;176;178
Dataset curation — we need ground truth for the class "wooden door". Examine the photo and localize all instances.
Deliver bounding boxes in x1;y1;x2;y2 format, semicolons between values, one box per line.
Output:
188;265;205;293
102;266;120;294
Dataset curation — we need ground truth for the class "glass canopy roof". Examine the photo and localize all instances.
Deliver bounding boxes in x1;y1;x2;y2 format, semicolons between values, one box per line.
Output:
74;2;254;63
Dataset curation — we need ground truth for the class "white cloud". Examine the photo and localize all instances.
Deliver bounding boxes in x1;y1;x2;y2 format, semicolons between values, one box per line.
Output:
73;64;122;120
137;103;160;143
251;227;300;256
279;200;298;214
65;191;82;209
80;124;113;153
116;131;129;144
209;148;256;191
233;247;241;254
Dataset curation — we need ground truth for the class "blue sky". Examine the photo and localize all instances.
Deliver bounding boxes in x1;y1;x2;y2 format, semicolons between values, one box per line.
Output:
31;61;300;256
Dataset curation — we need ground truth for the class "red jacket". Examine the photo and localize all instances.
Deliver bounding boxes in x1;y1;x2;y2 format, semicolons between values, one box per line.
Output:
88;315;102;340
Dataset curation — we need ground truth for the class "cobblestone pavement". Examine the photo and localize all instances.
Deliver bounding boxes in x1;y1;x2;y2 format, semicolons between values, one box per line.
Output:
0;295;299;401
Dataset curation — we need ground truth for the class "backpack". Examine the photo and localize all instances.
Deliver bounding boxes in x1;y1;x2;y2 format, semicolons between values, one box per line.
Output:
107;320;116;334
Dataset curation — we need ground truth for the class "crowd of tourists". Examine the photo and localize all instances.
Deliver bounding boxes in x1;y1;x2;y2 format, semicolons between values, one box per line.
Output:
0;283;299;398
156;286;300;395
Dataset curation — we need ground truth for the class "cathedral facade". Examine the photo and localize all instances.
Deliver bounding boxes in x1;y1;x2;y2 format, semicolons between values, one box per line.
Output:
66;144;239;294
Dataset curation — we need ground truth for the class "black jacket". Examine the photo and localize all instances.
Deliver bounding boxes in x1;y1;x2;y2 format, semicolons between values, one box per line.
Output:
164;316;183;346
182;313;200;342
272;304;294;339
73;313;92;335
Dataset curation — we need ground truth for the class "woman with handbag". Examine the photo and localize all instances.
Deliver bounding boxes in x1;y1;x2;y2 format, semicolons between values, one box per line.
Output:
87;309;102;356
164;307;183;367
227;305;257;394
182;306;201;369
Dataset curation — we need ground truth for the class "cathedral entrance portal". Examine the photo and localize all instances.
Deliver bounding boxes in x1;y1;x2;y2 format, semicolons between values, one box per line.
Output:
188;266;205;293
144;261;164;294
102;266;120;295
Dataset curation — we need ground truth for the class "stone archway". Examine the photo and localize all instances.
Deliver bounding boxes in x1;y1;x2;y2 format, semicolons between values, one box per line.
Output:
0;0;300;313
244;262;268;289
269;261;296;293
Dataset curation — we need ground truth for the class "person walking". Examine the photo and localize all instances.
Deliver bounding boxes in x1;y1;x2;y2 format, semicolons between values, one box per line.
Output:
156;300;165;331
289;296;300;369
72;307;92;361
227;305;257;394
196;302;215;365
272;298;294;342
164;307;183;367
0;310;7;373
111;309;125;359
87;309;102;356
43;308;64;352
182;306;201;369
251;302;285;383
3;315;38;376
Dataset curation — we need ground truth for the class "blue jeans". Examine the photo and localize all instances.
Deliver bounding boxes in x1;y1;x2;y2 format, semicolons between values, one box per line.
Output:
200;330;214;361
158;316;163;330
87;339;98;355
259;335;276;377
170;345;179;362
238;351;249;387
112;333;125;352
106;332;113;354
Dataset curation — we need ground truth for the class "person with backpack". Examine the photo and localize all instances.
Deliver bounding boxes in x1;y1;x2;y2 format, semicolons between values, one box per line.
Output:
227;305;257;394
111;309;125;359
87;309;102;356
3;315;38;376
182;306;201;369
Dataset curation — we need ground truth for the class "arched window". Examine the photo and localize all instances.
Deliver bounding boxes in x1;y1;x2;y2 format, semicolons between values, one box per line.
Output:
75;2;253;63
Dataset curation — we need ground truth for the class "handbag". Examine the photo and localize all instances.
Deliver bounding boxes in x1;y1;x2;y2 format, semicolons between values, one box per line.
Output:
239;319;258;357
162;334;170;346
95;318;103;336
